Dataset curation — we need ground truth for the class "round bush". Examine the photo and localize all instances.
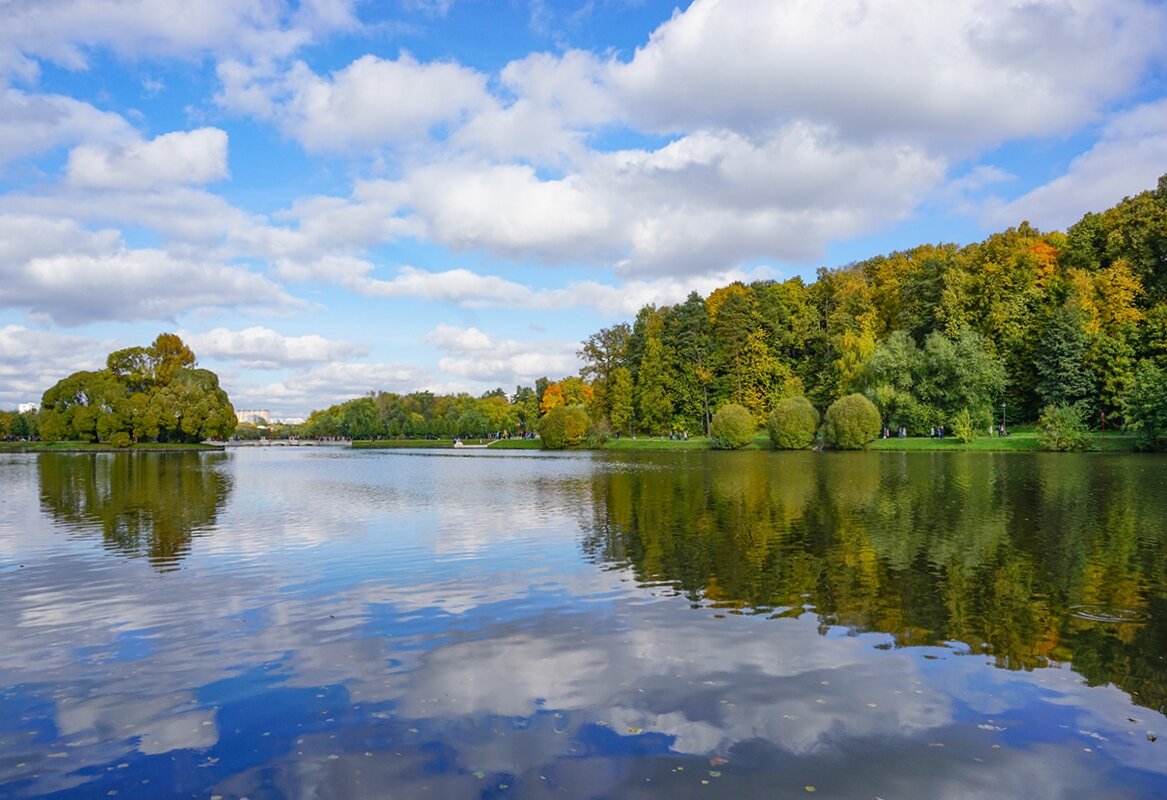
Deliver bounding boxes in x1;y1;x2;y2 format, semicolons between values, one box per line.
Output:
710;403;756;449
1036;404;1089;451
767;396;819;449
108;431;133;448
537;405;588;450
822;393;881;450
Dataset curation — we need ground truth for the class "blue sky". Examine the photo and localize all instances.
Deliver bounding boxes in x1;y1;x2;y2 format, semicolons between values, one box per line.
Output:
1;0;1165;418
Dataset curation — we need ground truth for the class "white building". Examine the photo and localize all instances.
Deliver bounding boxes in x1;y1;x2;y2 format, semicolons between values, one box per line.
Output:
17;403;39;414
236;409;272;425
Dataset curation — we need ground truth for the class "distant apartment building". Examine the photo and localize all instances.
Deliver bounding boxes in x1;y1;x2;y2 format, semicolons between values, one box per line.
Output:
17;403;39;414
236;409;272;425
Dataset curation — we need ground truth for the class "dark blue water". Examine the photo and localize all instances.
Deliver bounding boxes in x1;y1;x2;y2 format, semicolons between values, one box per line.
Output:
1;448;1164;798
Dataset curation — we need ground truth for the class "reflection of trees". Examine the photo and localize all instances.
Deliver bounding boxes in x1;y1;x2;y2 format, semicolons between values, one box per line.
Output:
582;451;1167;714
39;452;231;571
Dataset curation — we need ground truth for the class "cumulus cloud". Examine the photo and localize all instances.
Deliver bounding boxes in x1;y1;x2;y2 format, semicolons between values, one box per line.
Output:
613;0;1167;145
378;125;942;275
231;360;428;411
0;88;134;169
984;99;1167;230
182;326;367;369
0;325;110;406
66;128;230;190
355;264;780;316
424;323;581;384
0;215;300;326
218;53;491;152
0;0;359;76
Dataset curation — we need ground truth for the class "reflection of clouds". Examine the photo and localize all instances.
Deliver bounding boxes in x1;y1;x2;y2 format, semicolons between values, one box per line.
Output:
396;607;952;760
2;448;1166;799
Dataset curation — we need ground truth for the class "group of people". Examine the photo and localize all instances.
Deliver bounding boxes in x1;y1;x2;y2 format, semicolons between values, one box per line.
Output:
881;422;1009;439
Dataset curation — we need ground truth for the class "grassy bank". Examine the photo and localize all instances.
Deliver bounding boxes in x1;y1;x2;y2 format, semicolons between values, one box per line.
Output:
326;431;1155;454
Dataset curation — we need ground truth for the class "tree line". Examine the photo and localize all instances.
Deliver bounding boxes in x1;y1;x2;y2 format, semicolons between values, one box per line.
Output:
300;174;1167;448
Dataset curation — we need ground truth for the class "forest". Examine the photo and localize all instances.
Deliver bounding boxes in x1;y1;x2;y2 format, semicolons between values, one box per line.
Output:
302;175;1167;448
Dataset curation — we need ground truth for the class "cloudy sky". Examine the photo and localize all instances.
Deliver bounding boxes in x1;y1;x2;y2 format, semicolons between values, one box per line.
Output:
1;0;1165;417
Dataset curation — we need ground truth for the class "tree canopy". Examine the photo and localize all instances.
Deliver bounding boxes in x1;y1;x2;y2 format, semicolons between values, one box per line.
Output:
38;334;235;445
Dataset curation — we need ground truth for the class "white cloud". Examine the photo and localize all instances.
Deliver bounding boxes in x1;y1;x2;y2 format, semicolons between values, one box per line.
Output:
66;128;229;190
0;88;134;169
218;53;491;152
451;50;616;163
0;0;359;76
613;0;1167;145
424;323;582;384
0;215;300;326
182;326;367;369
233;360;428;411
0;325;111;406
355;264;780;317
984;99;1167;230
406;161;619;262
392;125;942;274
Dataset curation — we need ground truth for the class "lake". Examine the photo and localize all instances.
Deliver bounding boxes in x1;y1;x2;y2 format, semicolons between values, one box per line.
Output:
1;447;1165;799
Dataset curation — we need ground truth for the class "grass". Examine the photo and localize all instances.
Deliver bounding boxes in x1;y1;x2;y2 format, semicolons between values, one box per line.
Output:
353;438;458;449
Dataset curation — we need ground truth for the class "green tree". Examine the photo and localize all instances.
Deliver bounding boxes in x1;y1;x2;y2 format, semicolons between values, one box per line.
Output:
578;323;630;421
823;393;881;449
40;335;233;445
920;328;1006;426
767;396;819;449
1036;305;1093;410
636;335;673;434
537;405;588;449
1125;361;1167;450
710;403;755;449
608;366;634;435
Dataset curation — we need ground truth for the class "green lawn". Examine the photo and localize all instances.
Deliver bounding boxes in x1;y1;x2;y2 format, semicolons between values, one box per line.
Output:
353;438;458;449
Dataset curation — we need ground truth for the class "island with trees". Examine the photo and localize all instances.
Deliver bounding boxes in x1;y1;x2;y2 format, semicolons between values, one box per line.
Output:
2;333;236;451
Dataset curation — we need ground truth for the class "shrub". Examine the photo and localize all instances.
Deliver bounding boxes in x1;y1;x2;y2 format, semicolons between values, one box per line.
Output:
1036;404;1089;451
1127;361;1167;451
951;408;975;444
109;431;133;448
767;396;819;449
584;419;612;448
822;393;881;450
710;403;756;449
537;405;588;450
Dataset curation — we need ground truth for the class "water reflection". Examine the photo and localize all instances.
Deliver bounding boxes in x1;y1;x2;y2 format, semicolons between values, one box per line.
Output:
582;451;1167;714
38;451;231;570
1;449;1165;799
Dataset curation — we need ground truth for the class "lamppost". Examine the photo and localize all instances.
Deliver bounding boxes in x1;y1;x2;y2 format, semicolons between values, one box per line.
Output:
1001;401;1006;432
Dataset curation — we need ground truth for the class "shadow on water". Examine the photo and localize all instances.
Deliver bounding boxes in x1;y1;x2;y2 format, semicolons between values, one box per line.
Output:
37;451;231;571
582;450;1167;715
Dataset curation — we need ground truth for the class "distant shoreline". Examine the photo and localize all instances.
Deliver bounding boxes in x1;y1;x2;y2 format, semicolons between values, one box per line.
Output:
350;431;1151;453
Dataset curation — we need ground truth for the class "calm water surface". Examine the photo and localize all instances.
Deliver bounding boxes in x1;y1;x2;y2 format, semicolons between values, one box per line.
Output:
1;448;1165;799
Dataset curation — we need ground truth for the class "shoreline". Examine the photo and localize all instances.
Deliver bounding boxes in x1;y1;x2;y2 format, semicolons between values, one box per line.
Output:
0;442;226;454
350;431;1151;454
